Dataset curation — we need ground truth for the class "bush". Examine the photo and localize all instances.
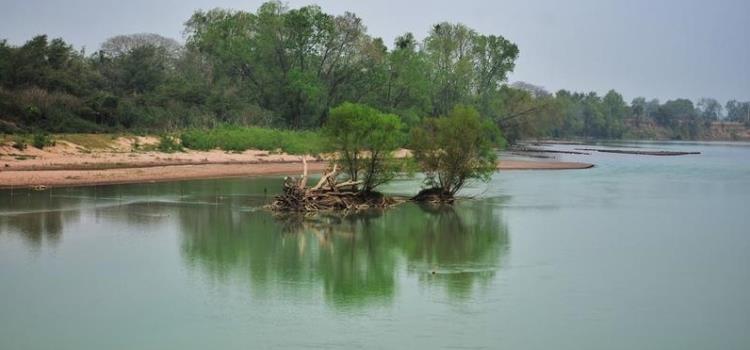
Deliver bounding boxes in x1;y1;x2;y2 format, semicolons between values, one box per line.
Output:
156;134;183;153
32;133;55;149
324;102;405;193
411;105;501;199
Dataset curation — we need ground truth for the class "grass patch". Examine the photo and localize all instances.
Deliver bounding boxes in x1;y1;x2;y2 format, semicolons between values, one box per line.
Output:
55;134;117;149
156;135;183;153
3;134;55;150
181;126;327;155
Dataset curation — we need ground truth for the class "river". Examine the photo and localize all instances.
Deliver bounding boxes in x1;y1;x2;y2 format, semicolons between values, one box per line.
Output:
1;141;749;349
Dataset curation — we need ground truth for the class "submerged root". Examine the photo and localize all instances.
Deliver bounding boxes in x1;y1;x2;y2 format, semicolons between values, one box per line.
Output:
411;187;455;204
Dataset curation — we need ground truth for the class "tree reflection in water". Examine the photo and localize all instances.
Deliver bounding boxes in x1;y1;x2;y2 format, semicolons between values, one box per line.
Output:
0;180;509;308
0;189;81;248
180;200;509;308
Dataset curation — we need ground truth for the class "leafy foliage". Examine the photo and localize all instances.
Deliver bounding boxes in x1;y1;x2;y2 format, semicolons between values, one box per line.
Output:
32;133;55;149
324;102;404;192
0;2;743;142
156;134;183;153
411;105;500;197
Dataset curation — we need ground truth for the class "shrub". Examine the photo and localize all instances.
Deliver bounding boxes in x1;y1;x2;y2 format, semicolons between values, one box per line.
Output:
411;105;501;200
32;133;54;149
324;102;405;193
157;134;183;153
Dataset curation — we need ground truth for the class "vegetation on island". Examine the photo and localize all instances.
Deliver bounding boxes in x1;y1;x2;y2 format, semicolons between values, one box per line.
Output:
271;103;502;210
324;103;404;193
411;105;500;202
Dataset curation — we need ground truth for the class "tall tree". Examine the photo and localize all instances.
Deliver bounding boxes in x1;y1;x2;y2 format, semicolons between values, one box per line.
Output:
725;100;749;123
696;98;723;120
101;33;182;60
600;90;627;138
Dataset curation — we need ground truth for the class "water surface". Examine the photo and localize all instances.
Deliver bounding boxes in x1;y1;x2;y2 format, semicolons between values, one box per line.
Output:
1;141;749;349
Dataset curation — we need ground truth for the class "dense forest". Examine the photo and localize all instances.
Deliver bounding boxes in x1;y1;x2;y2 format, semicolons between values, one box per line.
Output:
1;1;748;142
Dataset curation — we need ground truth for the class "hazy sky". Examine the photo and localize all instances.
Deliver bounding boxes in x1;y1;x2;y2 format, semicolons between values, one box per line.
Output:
1;0;748;103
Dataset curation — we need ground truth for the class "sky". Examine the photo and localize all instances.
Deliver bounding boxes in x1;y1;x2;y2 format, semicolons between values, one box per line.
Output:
1;0;748;104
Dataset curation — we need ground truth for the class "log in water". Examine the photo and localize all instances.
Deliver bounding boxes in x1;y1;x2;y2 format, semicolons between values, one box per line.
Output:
510;147;591;155
575;148;701;156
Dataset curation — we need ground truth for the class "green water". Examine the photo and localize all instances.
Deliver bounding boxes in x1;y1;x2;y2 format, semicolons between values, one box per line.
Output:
1;141;749;349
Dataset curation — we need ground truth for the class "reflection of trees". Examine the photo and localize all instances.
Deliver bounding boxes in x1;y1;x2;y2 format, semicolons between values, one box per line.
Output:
398;203;508;299
0;187;175;248
0;210;66;247
307;211;399;307
179;208;398;308
0;192;77;247
0;180;508;307
0;178;277;248
179;200;509;308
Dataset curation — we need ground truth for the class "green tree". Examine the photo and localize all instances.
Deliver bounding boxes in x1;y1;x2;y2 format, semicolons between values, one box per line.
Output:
489;83;561;143
424;23;518;117
630;97;647;126
600;89;627;138
324;102;404;193
472;35;519;98
655;99;695;127
410;105;500;200
185;2;383;128
424;23;476;116
379;33;431;119
552;89;584;137
696;98;722;121
725;100;749;123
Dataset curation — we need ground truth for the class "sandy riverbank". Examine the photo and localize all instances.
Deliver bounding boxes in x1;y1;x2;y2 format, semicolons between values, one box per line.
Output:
0;136;593;189
0;160;594;188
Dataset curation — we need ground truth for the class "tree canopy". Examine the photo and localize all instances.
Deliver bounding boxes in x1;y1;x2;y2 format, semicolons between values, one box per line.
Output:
325;102;404;193
411;105;500;199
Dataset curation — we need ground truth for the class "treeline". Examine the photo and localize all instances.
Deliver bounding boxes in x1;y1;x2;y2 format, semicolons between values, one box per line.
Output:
0;1;517;133
0;1;747;141
505;84;750;142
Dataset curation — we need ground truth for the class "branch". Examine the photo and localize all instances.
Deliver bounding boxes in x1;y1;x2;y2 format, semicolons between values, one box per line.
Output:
335;180;363;189
311;164;339;191
299;155;309;189
497;105;545;125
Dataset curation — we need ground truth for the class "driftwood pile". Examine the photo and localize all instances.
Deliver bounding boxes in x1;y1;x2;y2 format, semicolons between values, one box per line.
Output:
268;158;397;212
